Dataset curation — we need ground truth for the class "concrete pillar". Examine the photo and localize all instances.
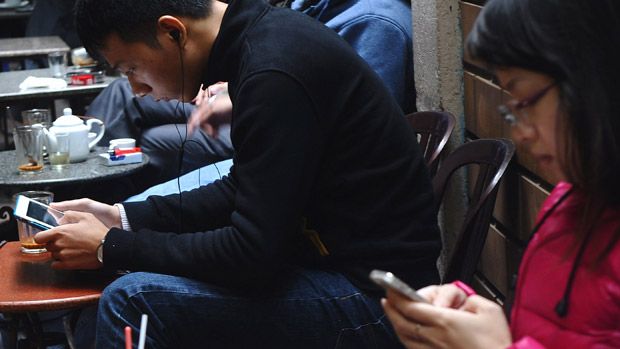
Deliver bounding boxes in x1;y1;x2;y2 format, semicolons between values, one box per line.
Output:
411;0;466;276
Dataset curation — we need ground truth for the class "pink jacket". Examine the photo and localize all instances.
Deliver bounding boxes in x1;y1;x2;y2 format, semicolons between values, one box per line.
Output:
509;182;620;348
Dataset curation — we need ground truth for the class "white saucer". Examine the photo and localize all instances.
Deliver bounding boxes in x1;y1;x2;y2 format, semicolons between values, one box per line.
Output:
0;1;29;9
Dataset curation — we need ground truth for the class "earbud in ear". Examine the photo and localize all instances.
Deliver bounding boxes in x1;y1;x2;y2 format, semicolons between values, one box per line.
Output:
170;30;180;42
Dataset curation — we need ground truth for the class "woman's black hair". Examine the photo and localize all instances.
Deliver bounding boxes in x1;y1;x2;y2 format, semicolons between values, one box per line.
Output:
74;0;213;60
467;0;620;256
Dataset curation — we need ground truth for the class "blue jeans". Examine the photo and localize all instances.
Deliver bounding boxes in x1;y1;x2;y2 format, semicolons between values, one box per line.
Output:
124;159;233;202
94;270;401;349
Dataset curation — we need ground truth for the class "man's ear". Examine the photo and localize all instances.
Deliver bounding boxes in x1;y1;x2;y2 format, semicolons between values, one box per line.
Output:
170;30;181;42
158;15;186;45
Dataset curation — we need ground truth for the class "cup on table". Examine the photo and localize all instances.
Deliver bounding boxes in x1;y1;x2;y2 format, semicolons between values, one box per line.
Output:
49;132;70;168
14;191;54;254
109;138;136;150
21;109;52;129
48;51;67;79
13;125;44;174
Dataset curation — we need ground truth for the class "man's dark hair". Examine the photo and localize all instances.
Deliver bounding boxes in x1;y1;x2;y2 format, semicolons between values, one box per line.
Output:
74;0;213;59
467;0;620;257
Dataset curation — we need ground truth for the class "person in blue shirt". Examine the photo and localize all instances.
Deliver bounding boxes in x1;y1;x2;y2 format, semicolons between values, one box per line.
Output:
287;0;415;113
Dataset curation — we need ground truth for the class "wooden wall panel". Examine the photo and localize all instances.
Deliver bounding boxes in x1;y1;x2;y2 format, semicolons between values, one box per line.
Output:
460;1;483;68
472;76;508;139
464;72;476;132
478;224;523;298
493;172;550;242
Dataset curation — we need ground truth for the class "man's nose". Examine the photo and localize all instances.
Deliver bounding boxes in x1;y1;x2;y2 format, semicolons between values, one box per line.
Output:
127;77;152;97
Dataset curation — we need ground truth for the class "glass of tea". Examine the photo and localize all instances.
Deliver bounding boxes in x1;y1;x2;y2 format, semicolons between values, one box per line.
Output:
14;191;54;254
14;125;44;174
49;132;70;169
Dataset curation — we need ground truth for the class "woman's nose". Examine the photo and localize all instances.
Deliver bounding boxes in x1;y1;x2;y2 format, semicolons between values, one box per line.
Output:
510;123;536;146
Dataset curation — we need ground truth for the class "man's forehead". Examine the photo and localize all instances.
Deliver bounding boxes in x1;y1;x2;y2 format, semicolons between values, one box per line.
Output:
99;33;137;69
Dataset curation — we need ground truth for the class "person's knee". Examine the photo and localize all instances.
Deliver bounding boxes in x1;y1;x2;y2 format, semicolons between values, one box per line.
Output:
139;125;186;153
100;272;154;309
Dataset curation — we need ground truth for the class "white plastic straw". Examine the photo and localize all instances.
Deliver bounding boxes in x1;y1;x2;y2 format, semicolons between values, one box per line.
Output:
138;314;148;349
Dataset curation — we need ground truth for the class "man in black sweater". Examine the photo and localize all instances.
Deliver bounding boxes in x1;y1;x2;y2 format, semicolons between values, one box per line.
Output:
36;0;440;347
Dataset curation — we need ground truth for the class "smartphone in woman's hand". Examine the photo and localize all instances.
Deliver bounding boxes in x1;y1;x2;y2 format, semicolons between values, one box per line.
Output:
369;269;430;303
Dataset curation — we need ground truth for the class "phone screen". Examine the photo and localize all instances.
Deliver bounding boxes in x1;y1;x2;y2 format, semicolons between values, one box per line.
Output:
26;200;63;227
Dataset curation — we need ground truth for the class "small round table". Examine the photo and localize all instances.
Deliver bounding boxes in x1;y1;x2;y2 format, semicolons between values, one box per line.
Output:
0;241;118;348
0;147;148;188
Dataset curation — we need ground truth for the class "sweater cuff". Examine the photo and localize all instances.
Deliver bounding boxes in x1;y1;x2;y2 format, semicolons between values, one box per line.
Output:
114;204;132;231
507;337;546;349
452;280;476;297
102;227;137;271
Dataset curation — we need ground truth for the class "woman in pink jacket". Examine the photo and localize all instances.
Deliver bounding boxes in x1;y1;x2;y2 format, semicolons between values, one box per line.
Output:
382;0;620;348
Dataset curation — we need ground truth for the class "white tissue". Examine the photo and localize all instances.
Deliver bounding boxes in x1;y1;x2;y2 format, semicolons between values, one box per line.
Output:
19;76;68;90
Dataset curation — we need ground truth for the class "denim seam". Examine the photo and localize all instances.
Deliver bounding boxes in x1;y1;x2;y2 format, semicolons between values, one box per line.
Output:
333;314;385;349
123;289;364;302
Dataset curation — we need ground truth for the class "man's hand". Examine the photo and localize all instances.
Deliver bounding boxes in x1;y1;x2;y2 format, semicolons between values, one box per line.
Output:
188;82;232;138
34;210;109;269
50;198;121;229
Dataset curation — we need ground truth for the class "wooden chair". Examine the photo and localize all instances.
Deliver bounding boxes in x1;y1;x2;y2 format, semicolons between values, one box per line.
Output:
433;139;515;283
406;111;456;177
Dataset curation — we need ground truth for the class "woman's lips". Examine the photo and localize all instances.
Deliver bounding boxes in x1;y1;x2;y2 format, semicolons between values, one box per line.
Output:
535;154;554;166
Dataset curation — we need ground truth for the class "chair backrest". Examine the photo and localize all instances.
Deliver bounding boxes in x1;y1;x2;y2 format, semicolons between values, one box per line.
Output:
434;138;515;284
406;111;456;177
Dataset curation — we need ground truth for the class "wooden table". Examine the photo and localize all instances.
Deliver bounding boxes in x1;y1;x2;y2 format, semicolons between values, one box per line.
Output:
0;241;115;312
0;241;118;348
0;36;69;61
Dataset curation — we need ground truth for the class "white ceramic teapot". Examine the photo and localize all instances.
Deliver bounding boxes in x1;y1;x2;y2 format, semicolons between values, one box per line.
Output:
44;108;105;163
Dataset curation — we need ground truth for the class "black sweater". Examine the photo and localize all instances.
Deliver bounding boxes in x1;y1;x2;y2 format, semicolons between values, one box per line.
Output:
104;0;440;295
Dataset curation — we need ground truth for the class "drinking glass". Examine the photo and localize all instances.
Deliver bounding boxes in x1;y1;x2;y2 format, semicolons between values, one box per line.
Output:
13;125;44;174
49;132;70;168
14;191;54;254
48;51;67;78
21;109;52;129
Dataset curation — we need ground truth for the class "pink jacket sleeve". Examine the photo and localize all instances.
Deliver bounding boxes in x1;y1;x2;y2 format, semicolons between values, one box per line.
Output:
508;337;546;349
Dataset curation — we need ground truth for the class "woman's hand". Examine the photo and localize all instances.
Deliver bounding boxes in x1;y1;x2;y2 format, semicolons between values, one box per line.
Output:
50;198;121;228
418;284;469;309
188;82;232;138
382;290;512;349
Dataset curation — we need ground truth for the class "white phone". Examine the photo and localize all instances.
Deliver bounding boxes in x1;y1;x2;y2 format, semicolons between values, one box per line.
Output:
369;269;429;303
14;195;64;231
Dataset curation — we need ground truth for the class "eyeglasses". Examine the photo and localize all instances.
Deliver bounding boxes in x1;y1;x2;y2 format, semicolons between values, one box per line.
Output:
498;82;556;127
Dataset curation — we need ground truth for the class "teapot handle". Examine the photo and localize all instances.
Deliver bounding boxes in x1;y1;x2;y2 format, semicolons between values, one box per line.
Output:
86;119;105;149
41;127;57;150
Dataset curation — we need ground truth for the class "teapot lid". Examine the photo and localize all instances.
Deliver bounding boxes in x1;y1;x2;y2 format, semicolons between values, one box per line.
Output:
53;108;83;127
